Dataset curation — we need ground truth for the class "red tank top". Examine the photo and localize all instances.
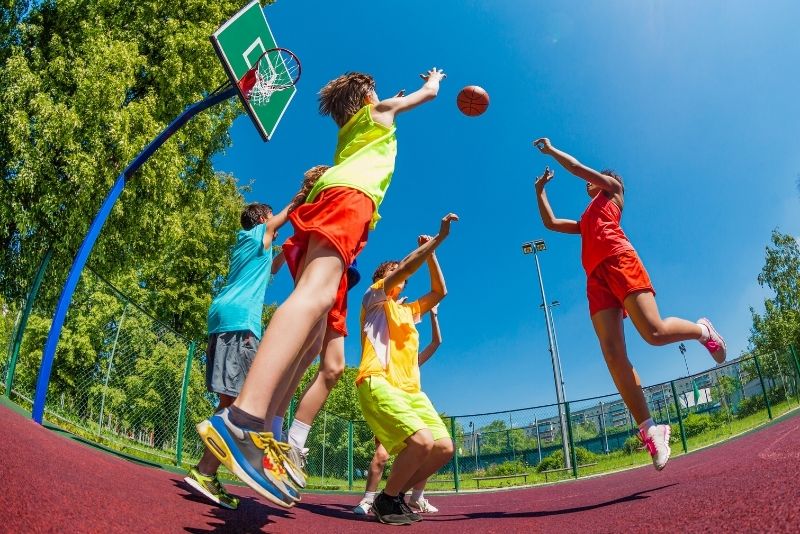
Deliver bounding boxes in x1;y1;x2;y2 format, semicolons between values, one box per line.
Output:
579;192;634;275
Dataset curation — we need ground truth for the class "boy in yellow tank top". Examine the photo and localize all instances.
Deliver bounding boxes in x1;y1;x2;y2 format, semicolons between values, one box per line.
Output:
196;68;446;507
357;213;458;525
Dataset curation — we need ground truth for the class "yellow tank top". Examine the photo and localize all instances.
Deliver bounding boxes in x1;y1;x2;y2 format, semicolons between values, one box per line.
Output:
306;105;397;229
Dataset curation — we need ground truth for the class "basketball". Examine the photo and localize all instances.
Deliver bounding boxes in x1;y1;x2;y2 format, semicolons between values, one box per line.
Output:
457;85;489;116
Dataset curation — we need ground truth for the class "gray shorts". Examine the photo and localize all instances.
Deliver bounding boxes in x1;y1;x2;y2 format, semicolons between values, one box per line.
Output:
205;331;258;397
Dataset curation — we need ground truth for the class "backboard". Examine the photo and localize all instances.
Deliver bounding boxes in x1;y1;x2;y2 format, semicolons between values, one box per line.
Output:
211;0;296;141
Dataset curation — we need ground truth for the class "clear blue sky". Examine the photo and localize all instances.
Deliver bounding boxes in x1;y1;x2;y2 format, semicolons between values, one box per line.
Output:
213;0;800;416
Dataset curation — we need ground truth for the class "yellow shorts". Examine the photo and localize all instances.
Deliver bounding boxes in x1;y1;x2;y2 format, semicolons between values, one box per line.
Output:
357;376;450;455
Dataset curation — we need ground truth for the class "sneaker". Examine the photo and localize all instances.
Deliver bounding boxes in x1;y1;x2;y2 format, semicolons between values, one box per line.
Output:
410;496;438;513
639;424;671;471
352;497;374;515
698;318;727;364
370;492;414;526
397;493;423;523
196;408;297;508
183;467;239;510
278;442;308;488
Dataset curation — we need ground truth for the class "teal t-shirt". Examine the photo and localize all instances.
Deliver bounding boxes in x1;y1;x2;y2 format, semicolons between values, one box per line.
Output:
207;223;273;339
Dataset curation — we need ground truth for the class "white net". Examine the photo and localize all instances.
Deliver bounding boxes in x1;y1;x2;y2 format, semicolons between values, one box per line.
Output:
247;48;300;105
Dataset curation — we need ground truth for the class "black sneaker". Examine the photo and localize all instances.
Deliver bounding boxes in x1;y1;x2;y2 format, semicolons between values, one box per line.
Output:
398;493;423;523
370;492;413;525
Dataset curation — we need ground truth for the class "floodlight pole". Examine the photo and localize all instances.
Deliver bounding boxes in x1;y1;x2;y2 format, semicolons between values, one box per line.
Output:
32;85;238;423
523;240;571;469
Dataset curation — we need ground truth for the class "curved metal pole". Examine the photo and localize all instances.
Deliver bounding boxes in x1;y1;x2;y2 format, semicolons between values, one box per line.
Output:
32;86;237;423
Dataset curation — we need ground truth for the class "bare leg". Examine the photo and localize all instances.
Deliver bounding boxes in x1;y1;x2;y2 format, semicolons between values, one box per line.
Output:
591;308;651;425
383;429;434;496
197;394;235;474
364;443;390;493
234;236;344;418
293;330;345;426
402;438;454;492
624;291;702;346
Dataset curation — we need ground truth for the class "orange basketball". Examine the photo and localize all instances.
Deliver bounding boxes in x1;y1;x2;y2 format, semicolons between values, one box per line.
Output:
457;85;489;116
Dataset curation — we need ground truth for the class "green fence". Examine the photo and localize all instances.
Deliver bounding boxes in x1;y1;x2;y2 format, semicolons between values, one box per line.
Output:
3;251;800;490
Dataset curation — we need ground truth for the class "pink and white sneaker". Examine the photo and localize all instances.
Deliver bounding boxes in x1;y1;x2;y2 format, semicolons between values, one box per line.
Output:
697;318;727;364
639;424;671;471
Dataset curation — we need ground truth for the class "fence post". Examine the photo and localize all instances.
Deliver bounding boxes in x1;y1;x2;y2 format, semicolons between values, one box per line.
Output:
5;248;53;397
753;354;773;420
789;345;800;383
670;380;688;453
564;402;578;478
347;420;354;491
175;341;196;466
450;416;460;492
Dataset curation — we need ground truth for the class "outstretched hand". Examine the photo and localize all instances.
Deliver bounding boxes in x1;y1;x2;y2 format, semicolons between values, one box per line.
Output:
420;67;447;82
535;166;555;192
533;137;553;154
438;213;459;238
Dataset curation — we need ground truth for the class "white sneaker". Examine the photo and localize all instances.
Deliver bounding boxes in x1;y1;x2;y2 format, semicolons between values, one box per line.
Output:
697;318;727;364
410;496;438;513
639;424;671;471
353;498;373;515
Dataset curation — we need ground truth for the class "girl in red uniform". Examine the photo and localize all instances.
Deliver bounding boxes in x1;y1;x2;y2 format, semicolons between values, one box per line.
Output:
533;137;726;470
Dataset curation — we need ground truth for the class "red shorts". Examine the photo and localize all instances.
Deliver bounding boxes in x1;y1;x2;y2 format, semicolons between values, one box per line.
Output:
587;250;655;317
283;187;374;336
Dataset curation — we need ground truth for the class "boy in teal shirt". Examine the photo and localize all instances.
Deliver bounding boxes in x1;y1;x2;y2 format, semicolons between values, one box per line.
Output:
184;201;293;508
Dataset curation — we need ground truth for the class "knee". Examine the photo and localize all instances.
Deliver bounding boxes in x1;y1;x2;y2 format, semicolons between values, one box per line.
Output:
407;431;434;454
373;449;390;470
321;361;344;386
436;439;454;460
641;329;669;346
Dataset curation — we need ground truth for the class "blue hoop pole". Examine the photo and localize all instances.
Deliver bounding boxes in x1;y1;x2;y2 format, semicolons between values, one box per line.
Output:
32;86;238;423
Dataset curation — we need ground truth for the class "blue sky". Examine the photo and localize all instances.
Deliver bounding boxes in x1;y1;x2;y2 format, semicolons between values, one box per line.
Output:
213;0;800;416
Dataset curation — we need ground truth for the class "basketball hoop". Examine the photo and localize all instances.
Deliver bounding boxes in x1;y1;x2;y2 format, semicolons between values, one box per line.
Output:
238;47;301;105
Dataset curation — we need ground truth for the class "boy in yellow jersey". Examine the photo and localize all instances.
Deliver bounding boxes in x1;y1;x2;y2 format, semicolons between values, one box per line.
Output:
197;68;446;508
357;213;458;526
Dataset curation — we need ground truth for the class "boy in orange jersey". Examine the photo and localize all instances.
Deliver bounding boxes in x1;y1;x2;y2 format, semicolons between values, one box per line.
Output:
197;68;446;508
533;137;726;472
357;214;457;525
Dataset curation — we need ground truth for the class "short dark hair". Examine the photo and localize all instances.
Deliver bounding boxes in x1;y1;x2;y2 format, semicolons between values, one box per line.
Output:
318;72;376;128
601;169;624;191
240;203;272;230
372;260;399;283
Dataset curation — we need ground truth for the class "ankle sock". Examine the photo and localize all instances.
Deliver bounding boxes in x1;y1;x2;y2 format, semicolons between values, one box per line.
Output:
410;489;424;502
698;322;710;343
271;416;284;439
638;418;655;433
228;405;265;430
288;419;311;449
363;491;378;503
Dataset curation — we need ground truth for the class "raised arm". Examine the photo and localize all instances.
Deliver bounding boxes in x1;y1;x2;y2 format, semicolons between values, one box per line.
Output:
415;236;447;313
384;213;458;293
418;306;442;366
262;190;306;250
371;68;445;127
533;138;622;194
535;167;580;234
271;250;286;275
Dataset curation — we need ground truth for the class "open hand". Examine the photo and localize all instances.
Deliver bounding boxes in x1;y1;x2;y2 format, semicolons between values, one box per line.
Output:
420;67;446;82
438;213;459;238
535;167;554;191
533;137;553;154
393;89;406;98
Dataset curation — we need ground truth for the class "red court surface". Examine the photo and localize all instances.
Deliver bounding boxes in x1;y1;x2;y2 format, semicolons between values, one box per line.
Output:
1;403;798;533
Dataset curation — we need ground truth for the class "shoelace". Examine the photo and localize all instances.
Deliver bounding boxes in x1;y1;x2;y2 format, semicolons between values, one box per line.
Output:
274;441;304;474
638;431;657;456
251;432;288;477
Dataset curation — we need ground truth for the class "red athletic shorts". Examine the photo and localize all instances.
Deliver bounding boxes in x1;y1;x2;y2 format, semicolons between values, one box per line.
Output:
283;187;374;336
587;250;655;317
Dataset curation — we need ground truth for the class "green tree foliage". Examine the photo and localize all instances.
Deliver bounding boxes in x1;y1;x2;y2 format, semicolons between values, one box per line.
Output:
0;0;248;340
749;231;800;357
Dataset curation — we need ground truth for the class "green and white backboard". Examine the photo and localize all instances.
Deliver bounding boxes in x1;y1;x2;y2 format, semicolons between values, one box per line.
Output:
211;0;296;141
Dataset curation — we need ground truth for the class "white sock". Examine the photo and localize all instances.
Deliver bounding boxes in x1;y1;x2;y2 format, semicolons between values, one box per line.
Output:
410;489;424;502
638;418;655;433
363;491;377;503
697;322;710;343
288;419;311;450
271;416;284;440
